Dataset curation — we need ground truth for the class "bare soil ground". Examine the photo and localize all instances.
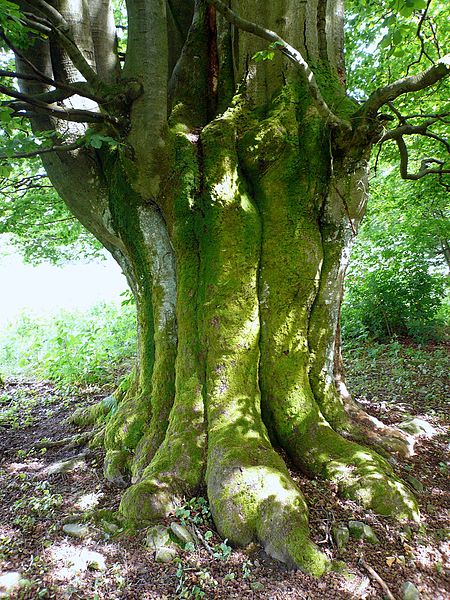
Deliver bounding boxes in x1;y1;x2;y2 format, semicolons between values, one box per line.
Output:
0;341;449;599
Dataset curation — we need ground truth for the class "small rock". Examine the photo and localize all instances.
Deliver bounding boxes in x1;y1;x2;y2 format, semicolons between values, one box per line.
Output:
170;522;195;545
332;524;350;550
155;547;178;563
402;581;420;600
146;525;170;552
348;521;379;543
62;523;90;539
398;418;436;438
400;525;414;541
101;520;119;534
44;456;86;476
250;582;264;591
0;572;21;598
404;474;424;494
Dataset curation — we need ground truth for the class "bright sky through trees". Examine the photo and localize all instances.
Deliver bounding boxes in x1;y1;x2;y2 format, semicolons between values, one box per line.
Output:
0;239;127;326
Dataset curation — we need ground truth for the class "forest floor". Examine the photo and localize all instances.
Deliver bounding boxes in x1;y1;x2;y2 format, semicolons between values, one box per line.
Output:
0;340;448;599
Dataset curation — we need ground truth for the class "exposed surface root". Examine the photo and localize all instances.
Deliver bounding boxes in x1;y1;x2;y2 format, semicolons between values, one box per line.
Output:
33;430;96;450
338;381;416;458
287;418;420;522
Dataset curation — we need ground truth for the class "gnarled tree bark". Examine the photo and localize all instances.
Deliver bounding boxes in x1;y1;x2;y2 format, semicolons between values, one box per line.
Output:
5;0;449;574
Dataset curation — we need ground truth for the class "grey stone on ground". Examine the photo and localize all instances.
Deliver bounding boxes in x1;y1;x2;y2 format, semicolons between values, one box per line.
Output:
43;456;86;476
398;418;436;437
101;520;119;534
250;582;265;591
62;523;90;539
146;525;170;552
170;522;195;545
404;474;424;493
402;581;420;600
348;521;379;543
332;524;350;550
0;572;30;598
155;546;178;563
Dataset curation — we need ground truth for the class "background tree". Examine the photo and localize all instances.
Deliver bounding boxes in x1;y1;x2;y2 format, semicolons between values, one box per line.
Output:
0;0;449;574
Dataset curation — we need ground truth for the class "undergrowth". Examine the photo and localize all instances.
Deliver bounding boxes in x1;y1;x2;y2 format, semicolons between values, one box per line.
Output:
0;301;136;392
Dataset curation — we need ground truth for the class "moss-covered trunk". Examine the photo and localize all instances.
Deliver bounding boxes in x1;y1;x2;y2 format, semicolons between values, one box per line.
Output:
86;88;419;575
16;0;420;576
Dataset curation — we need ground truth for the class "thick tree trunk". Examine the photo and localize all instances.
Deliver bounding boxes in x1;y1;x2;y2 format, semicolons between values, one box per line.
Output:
97;90;418;575
15;0;419;575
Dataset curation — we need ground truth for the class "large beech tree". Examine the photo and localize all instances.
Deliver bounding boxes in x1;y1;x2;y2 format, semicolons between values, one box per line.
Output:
1;0;449;574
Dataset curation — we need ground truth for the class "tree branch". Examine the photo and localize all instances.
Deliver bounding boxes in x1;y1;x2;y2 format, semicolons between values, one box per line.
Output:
0;139;85;160
0;69;106;103
396;136;450;181
28;0;69;31
20;4;109;97
206;0;351;131
0;83;111;123
19;14;52;34
358;55;450;118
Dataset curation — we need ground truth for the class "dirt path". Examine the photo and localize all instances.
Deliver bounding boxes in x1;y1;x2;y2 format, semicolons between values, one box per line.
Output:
0;375;449;599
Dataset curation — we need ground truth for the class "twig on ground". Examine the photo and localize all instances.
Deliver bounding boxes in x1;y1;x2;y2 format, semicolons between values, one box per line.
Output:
359;557;397;600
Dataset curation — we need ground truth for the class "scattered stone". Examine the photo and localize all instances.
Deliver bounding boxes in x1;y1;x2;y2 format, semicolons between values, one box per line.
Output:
402;581;420;600
62;523;90;539
332;524;350;550
400;525;414;541
398;418;436;438
250;582;264;591
0;572;22;598
170;522;195;545
87;558;107;571
43;456;86;476
348;521;379;544
404;474;424;493
146;525;170;552
101;520;119;534
155;547;178;563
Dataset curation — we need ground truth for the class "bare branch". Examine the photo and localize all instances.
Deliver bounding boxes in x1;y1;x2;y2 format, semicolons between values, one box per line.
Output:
0;69;105;103
396;136;450;180
0;139;85;160
18;5;109;97
358;55;450;118
19;15;52;34
206;0;351;131
406;0;434;75
28;0;69;31
0;83;111;123
379;119;439;142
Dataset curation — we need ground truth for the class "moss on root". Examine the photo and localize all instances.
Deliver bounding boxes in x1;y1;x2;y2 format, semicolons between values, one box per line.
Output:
101;88;419;576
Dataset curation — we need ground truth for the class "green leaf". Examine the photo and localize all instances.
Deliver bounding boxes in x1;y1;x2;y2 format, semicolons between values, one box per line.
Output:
392;30;403;46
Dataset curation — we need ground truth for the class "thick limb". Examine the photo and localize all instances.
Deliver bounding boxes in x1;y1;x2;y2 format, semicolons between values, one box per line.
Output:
199;115;328;574
308;170;415;458
250;105;418;521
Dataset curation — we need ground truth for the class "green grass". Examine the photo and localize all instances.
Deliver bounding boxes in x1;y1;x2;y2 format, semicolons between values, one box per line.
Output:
0;301;136;392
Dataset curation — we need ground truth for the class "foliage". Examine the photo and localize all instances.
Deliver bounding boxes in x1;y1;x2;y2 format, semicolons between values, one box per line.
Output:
0;164;103;264
345;0;450;99
342;163;449;341
0;301;136;391
175;497;212;527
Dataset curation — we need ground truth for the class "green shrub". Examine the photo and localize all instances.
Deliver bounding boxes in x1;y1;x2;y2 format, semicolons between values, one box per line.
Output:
0;301;136;390
342;249;447;341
